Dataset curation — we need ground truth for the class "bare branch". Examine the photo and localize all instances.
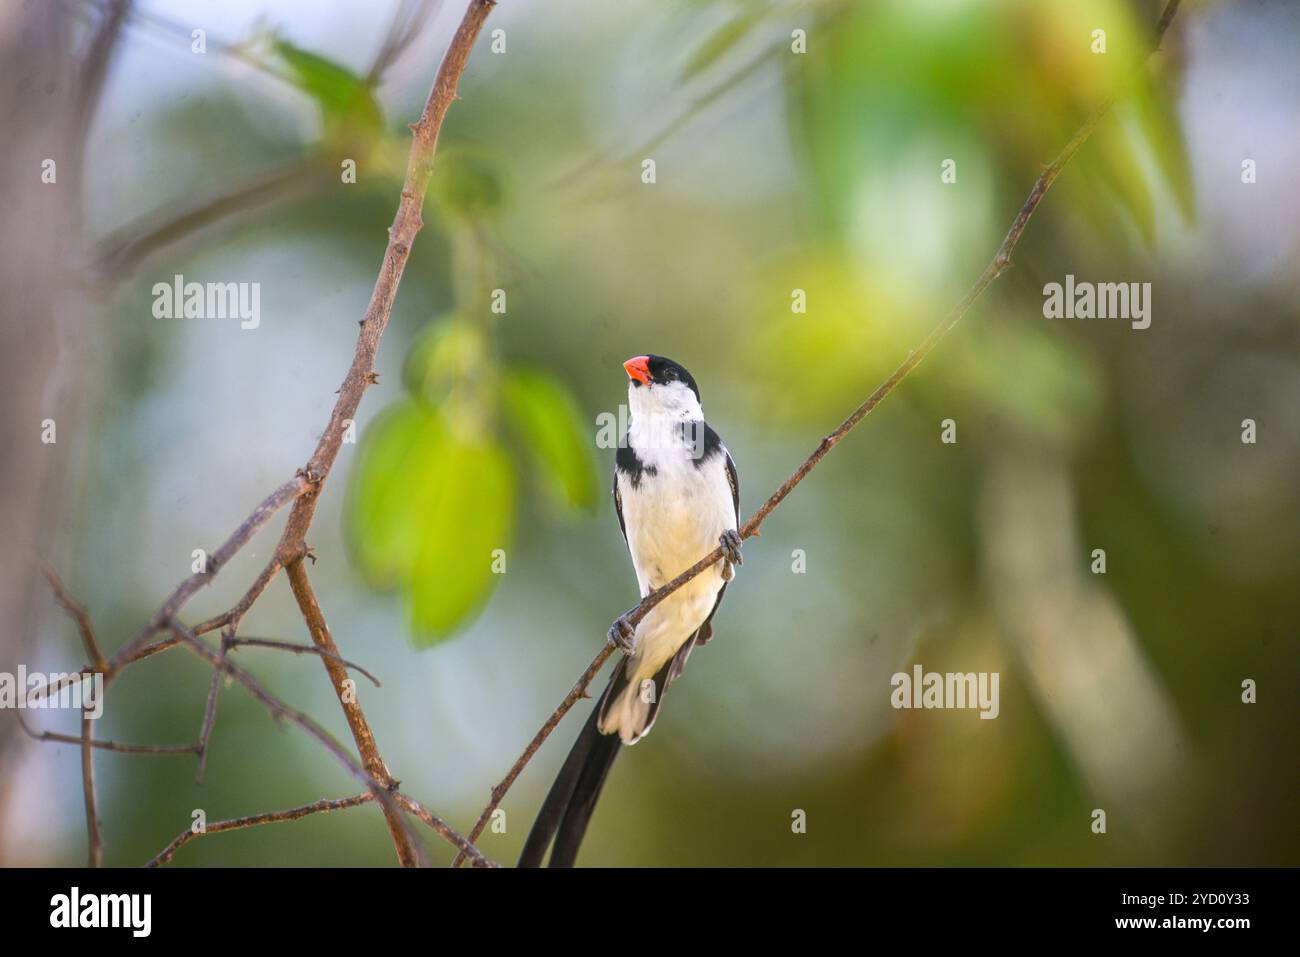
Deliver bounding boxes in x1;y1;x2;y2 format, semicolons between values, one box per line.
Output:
599;0;1187;653
194;658;223;785
147;794;375;868
192;549;296;637
41;563;108;673
163;622;436;866
15;711;199;755
272;0;496;565
451;644;612;867
240;0;498;867
394;793;497;868
80;711;102;867
283;561;418;866
105;474;311;674
226;636;382;688
456;0;1187;866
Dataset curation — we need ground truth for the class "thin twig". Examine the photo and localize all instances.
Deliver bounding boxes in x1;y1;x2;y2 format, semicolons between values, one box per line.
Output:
394;793;497;868
598;0;1187;650
146;793;375;867
164;622;437;867
194;654;223;785
264;0;496;868
283;561;416;866
271;0;496;564
31;0;498;872
191;550;294;637
455;0;1186;866
226;636;382;687
451;645;611;867
15;711;199;755
105;474;311;676
41;564;108;673
80;711;102;867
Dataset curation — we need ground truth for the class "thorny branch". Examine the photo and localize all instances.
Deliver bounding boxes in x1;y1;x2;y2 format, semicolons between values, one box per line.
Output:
451;0;1186;866
30;0;498;868
147;794;376;868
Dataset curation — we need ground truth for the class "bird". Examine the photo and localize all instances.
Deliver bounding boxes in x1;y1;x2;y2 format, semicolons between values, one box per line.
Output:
518;354;742;867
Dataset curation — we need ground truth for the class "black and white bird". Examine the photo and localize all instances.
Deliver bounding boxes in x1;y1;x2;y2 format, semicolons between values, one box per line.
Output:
518;354;742;867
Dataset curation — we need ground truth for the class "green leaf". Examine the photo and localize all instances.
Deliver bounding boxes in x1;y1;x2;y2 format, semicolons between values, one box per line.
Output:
346;400;515;643
501;368;599;513
345;402;445;586
408;433;515;642
402;317;487;404
273;40;384;139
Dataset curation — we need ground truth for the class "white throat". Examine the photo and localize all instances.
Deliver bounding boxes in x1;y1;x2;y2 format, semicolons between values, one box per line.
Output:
626;380;705;461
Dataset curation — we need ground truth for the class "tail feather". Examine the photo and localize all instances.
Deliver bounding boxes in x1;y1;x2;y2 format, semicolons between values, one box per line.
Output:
518;631;703;867
518;664;626;868
547;724;621;867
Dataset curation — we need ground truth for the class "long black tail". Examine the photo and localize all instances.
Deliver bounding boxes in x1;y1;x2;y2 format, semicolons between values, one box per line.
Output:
518;683;621;868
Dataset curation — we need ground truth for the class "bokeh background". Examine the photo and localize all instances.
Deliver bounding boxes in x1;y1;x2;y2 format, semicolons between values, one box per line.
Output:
1;0;1296;867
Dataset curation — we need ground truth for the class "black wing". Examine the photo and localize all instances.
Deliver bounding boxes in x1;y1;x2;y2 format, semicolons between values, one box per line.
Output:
724;445;740;527
612;467;627;544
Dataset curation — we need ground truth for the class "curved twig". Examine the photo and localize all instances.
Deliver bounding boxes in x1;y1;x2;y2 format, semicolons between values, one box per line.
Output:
453;0;1186;867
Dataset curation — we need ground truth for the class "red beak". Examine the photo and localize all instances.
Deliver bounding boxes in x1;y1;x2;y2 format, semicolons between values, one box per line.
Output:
623;355;651;385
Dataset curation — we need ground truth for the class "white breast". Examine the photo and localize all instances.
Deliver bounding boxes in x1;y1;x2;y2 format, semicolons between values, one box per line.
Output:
617;441;736;676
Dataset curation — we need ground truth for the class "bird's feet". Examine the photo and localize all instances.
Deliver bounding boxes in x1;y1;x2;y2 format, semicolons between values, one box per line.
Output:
607;613;637;655
719;529;743;581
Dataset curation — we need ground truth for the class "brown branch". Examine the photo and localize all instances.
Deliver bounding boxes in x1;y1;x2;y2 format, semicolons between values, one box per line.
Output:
283;561;417;866
41;564;108;673
163;622;438;867
455;0;1186;867
15;711;199;755
596;0;1186;643
451;644;612;867
191;549;296;637
146;793;375;868
394;793;497;868
272;0;496;567
194;657;223;785
241;0;497;868
80;711;102;867
24;0;498;871
42;564;110;865
105;474;311;675
225;636;383;687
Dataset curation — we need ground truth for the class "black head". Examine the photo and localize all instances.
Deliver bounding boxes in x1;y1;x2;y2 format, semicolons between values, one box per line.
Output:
623;354;700;402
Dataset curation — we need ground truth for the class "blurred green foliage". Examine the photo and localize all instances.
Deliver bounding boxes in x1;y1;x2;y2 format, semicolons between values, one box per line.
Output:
348;311;596;641
22;0;1297;869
